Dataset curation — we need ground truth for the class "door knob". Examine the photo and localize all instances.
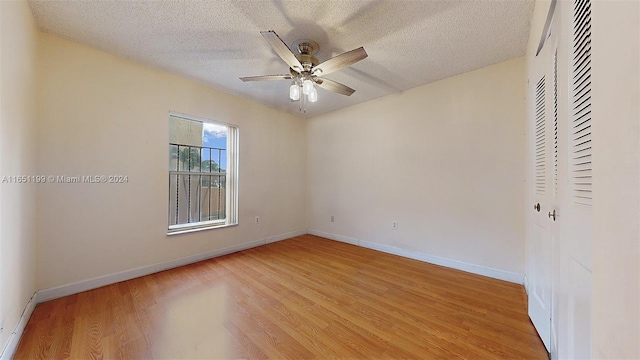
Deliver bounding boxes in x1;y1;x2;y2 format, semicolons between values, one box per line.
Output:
548;209;556;221
534;203;540;212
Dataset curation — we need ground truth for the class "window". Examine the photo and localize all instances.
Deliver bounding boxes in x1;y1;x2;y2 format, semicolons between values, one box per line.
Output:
168;113;238;234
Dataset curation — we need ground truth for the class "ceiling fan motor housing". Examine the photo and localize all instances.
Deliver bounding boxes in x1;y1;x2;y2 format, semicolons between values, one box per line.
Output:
292;40;319;73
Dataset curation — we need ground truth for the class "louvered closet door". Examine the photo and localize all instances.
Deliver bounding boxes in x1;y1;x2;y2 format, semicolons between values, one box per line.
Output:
528;33;556;352
556;0;593;357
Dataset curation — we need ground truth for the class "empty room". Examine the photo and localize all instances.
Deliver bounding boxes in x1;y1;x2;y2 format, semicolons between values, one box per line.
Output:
1;0;638;359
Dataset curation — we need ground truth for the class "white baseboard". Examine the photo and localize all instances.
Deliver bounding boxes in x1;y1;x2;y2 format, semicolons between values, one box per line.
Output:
0;293;38;360
265;229;307;244
307;229;524;284
38;229;304;303
307;229;359;246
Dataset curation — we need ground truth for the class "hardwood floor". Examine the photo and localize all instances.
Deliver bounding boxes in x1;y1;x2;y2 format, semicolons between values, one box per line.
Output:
15;235;547;359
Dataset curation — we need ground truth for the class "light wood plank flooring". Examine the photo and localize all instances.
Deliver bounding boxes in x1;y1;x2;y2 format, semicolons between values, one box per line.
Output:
15;235;547;359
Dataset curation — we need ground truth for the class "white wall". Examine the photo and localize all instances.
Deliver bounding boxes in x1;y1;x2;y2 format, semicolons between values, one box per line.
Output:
591;1;639;358
35;33;307;290
307;58;526;276
0;0;39;353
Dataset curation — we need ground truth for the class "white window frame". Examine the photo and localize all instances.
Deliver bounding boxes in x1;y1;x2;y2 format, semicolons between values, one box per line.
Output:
167;111;238;235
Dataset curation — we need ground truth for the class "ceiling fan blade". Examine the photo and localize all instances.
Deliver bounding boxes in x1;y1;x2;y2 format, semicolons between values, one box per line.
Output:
240;74;292;82
313;47;367;76
260;30;304;72
316;78;356;96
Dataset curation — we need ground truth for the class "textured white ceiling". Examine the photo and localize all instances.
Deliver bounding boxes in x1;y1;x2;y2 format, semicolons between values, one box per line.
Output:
28;0;534;118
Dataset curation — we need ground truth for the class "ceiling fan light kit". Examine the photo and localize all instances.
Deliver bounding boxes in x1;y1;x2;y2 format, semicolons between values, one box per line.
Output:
308;87;318;102
302;79;314;95
240;30;367;113
289;82;300;101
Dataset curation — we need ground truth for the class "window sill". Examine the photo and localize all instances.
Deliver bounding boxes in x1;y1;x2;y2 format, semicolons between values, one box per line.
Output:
167;222;237;236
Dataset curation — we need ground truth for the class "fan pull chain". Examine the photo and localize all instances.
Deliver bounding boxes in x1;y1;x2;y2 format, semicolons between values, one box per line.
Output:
299;92;306;113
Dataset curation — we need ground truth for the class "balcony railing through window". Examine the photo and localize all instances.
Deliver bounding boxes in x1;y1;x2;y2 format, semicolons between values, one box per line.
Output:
169;143;227;227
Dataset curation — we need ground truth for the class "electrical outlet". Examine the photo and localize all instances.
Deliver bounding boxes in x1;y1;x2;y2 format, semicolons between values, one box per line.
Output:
330;215;334;223
255;216;260;224
392;221;398;230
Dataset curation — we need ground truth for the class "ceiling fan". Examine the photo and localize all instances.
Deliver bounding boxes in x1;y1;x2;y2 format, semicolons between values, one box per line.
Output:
240;30;367;105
